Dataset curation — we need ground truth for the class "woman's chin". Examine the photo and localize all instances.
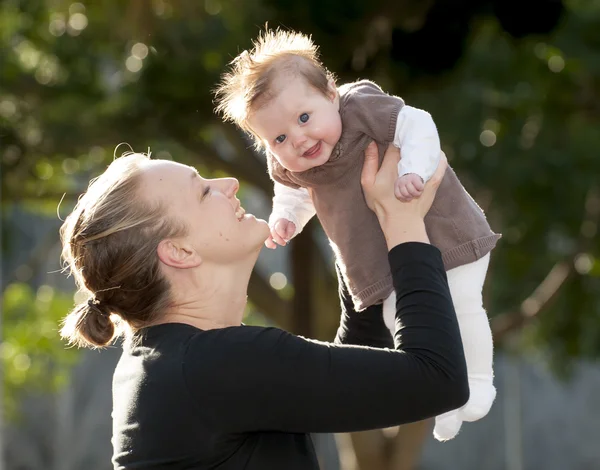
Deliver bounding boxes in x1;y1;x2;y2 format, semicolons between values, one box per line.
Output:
246;217;270;247
258;221;271;241
253;216;269;230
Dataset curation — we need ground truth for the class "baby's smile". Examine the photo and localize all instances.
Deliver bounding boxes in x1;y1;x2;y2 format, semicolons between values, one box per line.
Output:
302;141;322;159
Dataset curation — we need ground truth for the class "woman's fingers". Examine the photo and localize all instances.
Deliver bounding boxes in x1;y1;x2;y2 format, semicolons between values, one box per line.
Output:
360;141;379;190
416;152;448;212
428;152;448;190
380;143;401;175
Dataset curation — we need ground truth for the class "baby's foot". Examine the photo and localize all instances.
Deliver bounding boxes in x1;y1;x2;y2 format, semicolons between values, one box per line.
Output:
433;410;463;441
460;375;496;422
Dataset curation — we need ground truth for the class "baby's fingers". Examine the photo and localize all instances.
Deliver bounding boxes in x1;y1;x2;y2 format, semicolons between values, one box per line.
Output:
265;238;277;249
395;183;412;200
272;229;288;247
406;182;423;198
283;222;296;240
412;177;425;192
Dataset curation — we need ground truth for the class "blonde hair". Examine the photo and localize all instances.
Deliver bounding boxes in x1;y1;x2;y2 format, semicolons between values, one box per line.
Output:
59;151;187;348
214;28;335;144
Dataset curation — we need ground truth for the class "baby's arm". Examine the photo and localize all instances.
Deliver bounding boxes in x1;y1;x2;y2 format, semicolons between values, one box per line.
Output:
266;182;316;248
394;106;441;201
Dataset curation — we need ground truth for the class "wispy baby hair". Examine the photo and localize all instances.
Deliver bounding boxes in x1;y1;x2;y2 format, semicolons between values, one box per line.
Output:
214;28;335;140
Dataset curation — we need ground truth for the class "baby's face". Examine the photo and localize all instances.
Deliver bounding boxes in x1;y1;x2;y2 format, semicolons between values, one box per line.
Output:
248;76;343;172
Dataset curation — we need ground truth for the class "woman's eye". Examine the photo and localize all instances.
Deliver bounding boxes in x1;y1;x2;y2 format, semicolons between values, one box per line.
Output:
202;186;211;199
299;113;309;124
275;135;286;144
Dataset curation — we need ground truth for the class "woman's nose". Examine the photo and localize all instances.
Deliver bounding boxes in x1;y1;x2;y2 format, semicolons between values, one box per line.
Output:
222;178;239;198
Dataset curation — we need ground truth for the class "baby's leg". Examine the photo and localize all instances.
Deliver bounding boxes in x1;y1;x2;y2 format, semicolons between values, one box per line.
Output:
385;255;494;441
448;253;495;421
334;263;393;348
384;287;465;441
433;254;495;440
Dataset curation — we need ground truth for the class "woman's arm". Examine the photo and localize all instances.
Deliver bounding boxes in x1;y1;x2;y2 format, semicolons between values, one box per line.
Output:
184;243;468;433
183;144;468;434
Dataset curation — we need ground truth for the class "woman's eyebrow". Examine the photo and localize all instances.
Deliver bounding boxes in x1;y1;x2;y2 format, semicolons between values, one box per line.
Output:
189;170;211;199
190;170;202;192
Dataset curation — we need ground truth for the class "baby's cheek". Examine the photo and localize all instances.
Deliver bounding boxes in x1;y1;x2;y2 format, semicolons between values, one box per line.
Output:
282;158;305;173
331;117;343;143
273;152;293;170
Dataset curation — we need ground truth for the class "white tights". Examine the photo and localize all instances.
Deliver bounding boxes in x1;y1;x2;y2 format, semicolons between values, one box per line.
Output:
382;254;495;441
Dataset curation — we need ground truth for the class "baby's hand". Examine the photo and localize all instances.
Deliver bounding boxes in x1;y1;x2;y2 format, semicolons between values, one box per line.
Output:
394;173;425;202
265;218;297;249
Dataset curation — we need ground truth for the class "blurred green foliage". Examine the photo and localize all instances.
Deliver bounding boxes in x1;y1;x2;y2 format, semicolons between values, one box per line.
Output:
2;282;79;418
1;0;599;418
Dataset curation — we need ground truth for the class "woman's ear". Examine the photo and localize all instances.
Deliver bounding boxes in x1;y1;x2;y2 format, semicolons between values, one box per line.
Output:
157;239;202;269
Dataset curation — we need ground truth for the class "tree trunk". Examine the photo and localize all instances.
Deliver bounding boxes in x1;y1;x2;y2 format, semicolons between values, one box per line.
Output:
348;420;431;470
388;420;431;470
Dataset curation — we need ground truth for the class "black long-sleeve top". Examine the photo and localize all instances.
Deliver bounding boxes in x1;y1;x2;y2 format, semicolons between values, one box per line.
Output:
111;243;469;469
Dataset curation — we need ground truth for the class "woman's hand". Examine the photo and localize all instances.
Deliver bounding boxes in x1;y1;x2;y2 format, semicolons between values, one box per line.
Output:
361;142;448;249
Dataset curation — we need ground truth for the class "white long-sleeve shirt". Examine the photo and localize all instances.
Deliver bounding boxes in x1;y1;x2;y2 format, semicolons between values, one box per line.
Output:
269;105;441;236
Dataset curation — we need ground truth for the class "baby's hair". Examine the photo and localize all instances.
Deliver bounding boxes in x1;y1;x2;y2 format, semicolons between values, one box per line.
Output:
214;28;335;146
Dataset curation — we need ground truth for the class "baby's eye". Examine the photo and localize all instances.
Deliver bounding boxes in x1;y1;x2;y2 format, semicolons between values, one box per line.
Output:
275;135;286;144
299;113;310;124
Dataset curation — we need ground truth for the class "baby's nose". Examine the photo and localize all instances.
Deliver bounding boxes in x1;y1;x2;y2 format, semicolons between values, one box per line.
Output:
292;133;307;149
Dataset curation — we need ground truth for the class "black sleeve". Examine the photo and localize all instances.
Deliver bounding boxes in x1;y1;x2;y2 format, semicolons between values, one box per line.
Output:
183;242;469;434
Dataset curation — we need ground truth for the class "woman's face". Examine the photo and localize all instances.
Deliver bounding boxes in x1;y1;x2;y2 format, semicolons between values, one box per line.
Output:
139;160;270;264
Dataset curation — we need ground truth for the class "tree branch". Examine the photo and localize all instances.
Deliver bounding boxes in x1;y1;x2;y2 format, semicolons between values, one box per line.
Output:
491;261;572;342
492;186;599;343
170;127;273;194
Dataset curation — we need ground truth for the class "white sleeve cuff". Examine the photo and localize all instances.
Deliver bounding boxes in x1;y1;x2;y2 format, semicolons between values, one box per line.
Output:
394;105;441;182
270;184;316;236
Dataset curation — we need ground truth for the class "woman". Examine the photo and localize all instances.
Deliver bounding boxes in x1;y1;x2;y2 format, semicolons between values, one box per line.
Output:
60;142;467;469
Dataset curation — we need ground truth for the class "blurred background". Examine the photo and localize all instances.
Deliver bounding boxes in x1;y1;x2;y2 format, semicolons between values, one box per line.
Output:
2;0;600;469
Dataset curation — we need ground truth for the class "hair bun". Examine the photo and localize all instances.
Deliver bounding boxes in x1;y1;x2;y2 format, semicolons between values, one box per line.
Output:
87;297;110;317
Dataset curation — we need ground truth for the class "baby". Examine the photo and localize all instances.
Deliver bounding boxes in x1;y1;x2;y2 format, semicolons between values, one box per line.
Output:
215;29;501;441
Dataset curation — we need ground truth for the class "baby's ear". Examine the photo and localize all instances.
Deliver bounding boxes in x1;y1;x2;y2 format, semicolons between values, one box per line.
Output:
327;79;337;101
